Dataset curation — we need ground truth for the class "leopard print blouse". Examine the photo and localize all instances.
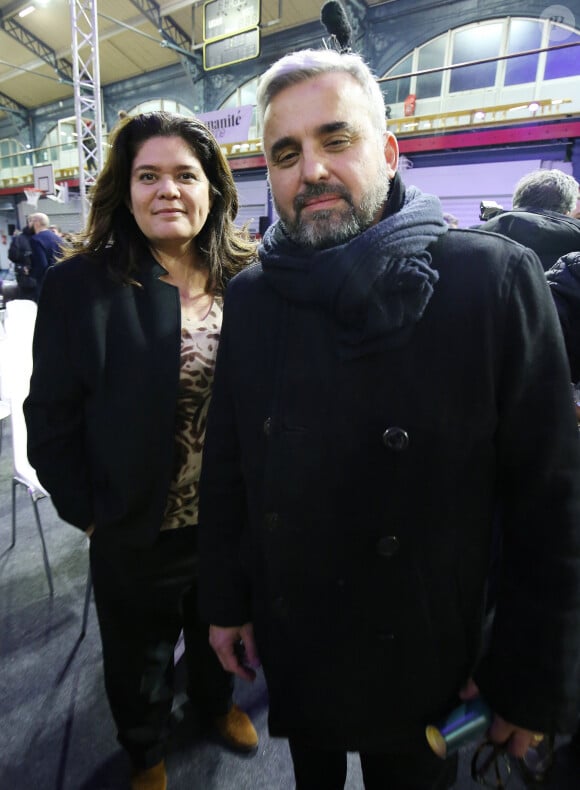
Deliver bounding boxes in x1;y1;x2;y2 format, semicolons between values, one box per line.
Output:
161;297;223;530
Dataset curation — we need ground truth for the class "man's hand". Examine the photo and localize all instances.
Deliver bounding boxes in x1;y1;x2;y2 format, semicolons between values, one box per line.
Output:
460;678;545;758
209;622;260;682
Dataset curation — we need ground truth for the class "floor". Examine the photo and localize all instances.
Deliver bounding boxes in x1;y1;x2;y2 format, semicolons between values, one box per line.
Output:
1;417;579;789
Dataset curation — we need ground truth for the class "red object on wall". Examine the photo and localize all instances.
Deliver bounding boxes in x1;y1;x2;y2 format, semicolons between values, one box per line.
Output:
396;119;580;154
404;94;416;117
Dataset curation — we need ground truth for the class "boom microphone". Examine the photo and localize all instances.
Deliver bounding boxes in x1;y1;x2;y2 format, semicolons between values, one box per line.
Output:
321;1;353;53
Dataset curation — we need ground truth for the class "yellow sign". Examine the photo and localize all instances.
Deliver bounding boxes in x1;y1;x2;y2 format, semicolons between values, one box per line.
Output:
220;139;263;157
203;28;260;71
203;0;260;42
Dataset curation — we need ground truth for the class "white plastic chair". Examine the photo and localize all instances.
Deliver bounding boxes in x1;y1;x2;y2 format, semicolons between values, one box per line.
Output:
3;300;54;596
0;318;12;454
0;399;10;454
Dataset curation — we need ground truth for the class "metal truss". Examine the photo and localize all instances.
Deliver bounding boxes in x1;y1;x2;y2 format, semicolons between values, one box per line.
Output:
128;0;202;85
70;0;104;226
0;89;28;118
0;14;73;84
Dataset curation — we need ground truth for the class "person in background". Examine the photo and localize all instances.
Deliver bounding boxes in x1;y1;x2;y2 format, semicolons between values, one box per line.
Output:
520;248;580;781
24;112;258;790
197;48;580;790
478;169;580;270
442;212;458;228
8;226;31;267
7;224;37;298
546;251;580;385
48;224;62;236
27;212;63;299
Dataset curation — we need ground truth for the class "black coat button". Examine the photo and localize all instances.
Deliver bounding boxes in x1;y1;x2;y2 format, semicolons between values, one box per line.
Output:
263;417;272;436
376;535;400;557
382;426;409;451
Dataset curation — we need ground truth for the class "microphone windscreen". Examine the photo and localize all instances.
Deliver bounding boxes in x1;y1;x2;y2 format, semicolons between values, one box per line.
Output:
321;1;352;50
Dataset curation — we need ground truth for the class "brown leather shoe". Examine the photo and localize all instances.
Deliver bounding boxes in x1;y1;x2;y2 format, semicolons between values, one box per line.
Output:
131;760;167;790
214;704;259;752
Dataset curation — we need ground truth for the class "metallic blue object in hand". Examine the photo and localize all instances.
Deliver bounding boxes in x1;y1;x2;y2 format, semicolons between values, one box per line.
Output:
426;698;492;758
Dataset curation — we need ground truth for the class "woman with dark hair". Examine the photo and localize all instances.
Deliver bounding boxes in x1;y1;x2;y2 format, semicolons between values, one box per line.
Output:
24;112;258;790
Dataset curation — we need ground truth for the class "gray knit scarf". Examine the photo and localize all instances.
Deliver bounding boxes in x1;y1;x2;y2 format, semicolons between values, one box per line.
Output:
259;179;448;358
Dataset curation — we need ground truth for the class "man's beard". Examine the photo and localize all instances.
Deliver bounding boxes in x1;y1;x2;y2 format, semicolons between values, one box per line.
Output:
273;166;390;250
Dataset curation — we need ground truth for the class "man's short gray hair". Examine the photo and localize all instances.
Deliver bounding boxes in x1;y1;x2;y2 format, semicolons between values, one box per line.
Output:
256;49;387;136
512;169;579;215
28;212;50;228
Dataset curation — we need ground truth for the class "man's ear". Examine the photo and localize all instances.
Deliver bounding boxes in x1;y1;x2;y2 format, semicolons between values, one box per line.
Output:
384;132;399;178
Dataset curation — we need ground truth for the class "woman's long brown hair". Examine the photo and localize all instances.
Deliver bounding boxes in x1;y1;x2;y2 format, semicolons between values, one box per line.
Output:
60;111;256;292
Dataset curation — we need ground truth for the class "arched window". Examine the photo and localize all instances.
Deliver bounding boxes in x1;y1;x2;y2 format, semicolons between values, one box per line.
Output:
450;21;503;92
127;99;195;116
220;76;259;139
504;18;542;86
382;17;579;121
545;28;580;79
0;138;28;169
383;54;413;106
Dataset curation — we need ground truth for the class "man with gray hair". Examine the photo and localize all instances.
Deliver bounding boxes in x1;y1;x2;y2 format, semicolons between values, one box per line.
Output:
479;168;580;270
198;48;580;790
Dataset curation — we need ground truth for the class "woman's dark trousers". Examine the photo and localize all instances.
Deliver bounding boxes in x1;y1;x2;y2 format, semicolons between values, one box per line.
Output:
90;525;233;770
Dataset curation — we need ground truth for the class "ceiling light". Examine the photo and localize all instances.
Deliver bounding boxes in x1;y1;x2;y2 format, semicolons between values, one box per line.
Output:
528;102;540;114
473;111;486;121
18;6;35;17
160;0;204;14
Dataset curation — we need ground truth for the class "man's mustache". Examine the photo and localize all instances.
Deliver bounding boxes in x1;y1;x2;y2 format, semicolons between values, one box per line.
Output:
294;183;352;212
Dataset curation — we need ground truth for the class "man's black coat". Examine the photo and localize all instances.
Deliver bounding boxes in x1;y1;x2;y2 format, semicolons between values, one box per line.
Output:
547;251;580;381
199;225;580;751
479;207;580;271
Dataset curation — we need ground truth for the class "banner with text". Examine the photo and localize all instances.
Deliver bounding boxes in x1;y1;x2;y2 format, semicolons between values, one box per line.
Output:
196;105;254;145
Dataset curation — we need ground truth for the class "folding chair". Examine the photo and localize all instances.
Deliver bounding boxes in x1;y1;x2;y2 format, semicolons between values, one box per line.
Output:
3;299;54;596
